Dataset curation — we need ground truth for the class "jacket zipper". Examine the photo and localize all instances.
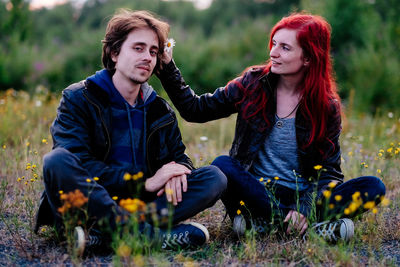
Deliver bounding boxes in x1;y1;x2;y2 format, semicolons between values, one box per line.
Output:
83;91;111;161
146;119;174;175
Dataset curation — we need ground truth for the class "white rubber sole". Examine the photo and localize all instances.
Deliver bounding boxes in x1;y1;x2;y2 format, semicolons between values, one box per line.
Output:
74;226;86;256
183;222;210;242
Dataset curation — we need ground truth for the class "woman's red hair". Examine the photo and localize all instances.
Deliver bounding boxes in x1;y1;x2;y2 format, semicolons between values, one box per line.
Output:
235;13;341;150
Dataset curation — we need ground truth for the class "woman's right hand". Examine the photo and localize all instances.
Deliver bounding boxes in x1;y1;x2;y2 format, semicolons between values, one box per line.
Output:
160;44;173;65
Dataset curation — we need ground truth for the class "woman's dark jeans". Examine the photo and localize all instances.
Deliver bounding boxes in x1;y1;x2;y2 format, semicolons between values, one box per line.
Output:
212;155;386;224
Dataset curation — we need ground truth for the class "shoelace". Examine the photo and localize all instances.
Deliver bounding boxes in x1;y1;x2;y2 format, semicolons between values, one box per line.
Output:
87;234;102;247
161;231;190;249
313;221;339;242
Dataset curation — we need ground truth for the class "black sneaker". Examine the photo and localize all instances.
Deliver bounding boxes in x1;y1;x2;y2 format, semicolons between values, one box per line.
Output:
311;218;354;242
74;226;103;256
232;215;269;236
161;222;209;250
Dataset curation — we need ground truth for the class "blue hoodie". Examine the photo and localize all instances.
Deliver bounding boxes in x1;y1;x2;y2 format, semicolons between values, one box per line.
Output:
87;69;157;175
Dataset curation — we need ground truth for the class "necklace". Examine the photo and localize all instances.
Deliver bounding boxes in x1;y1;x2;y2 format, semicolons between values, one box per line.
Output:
275;101;300;128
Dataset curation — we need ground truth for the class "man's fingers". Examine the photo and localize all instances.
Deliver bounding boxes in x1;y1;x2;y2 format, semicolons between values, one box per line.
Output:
171;178;178;205
175;177;182;203
157;188;165;197
181;174;187;192
165;181;172;203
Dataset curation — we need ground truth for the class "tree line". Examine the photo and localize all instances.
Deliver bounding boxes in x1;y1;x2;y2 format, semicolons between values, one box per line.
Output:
1;0;399;113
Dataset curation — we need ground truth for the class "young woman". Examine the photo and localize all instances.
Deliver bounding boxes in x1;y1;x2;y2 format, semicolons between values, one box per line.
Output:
157;13;386;241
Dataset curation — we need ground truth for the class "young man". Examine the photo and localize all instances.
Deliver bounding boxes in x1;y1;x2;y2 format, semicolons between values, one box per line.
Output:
34;9;227;253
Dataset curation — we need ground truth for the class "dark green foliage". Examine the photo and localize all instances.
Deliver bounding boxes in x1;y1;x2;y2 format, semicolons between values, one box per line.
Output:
0;0;399;113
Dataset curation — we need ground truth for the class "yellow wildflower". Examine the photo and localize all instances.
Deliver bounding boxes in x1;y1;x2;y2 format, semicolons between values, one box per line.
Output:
41;227;46;233
112;196;118;201
2;145;6;149
372;207;378;214
348;202;359;213
93;177;99;181
328;181;337;188
59;190;63;194
134;171;144;180
314;165;323;170
17;177;22;182
363;201;375;210
133;255;145;267
348;151;353;157
32;164;37;169
334;195;342;202
322;190;331;199
387;147;393;153
26;142;30;147
240;200;245;206
237;209;241;215
86;178;91;183
119;198;146;213
378;153;383;157
116;243;131;258
381;197;390;206
267;179;271;183
123;173;131;181
352;191;361;201
259;177;264;182
33;173;38;178
274;176;279;180
329;204;335;209
344;208;350;215
390;142;394;147
24;181;28;185
379;149;384;153
364;164;369;168
377;169;382;174
30;178;35;182
42;138;48;144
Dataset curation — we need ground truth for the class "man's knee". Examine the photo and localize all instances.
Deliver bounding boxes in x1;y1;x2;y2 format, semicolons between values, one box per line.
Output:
44;147;73;171
43;147;80;184
366;176;386;198
191;165;227;199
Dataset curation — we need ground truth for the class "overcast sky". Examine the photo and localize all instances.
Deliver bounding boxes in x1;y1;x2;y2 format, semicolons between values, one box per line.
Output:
30;0;213;10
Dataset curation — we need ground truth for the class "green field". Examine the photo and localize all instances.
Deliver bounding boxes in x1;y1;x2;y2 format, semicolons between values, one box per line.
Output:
0;89;399;266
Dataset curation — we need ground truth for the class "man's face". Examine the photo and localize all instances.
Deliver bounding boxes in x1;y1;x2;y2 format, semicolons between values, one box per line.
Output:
112;28;159;85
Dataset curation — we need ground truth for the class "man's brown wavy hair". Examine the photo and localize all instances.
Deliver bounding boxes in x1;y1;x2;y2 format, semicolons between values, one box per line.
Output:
102;9;170;73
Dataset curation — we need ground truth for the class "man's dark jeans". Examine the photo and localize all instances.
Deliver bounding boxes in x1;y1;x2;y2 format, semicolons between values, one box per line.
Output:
42;147;227;231
212;155;386;223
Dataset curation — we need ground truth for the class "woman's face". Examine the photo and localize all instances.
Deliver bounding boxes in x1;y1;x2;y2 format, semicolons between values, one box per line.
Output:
269;28;307;77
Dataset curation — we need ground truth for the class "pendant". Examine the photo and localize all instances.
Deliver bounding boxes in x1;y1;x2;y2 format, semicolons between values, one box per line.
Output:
276;120;283;128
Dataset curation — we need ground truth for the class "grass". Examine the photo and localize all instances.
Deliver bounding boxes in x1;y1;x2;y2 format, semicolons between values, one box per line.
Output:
0;88;399;266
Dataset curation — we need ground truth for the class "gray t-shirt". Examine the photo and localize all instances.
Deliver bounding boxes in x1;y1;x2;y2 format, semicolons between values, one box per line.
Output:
250;115;309;191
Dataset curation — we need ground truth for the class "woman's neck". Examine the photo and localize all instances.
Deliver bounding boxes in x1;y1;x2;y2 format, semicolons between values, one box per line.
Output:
276;74;302;95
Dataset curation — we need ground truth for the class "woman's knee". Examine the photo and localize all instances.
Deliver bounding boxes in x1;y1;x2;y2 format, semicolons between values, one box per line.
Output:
368;176;386;198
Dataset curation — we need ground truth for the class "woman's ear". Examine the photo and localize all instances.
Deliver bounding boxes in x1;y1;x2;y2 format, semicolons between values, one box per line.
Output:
304;57;310;66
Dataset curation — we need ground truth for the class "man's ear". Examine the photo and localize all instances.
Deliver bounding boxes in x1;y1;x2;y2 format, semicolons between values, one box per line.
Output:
111;51;118;63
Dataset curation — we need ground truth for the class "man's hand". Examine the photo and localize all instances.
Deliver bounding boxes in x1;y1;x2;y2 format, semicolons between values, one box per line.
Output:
157;174;187;206
145;161;190;199
284;210;308;236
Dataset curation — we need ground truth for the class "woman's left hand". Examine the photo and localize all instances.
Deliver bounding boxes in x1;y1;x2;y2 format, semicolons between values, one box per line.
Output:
284;210;308;235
